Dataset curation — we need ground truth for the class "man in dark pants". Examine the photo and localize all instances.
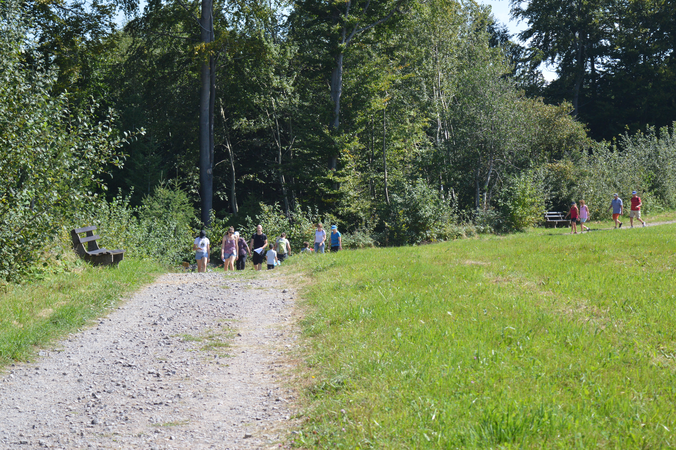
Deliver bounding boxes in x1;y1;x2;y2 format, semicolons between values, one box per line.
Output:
235;231;249;270
249;225;268;270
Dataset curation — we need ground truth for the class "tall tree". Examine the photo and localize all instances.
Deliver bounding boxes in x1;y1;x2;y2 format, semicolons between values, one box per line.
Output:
199;0;215;225
511;0;612;116
291;0;410;171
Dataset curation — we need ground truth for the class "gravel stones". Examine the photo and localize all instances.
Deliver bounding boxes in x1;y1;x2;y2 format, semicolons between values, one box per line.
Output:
0;273;298;449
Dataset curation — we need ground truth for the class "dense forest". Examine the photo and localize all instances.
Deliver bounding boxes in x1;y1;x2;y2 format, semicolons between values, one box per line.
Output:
2;0;676;280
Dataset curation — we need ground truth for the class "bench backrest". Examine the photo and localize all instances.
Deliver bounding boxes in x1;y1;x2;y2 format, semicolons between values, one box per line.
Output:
544;212;566;220
71;226;101;256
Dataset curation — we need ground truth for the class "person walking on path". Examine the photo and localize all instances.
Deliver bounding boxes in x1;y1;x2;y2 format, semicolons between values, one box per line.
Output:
250;224;268;270
193;230;210;273
314;223;326;254
565;202;580;234
608;193;624;228
235;231;250;270
274;232;291;262
330;225;342;251
579;200;591;232
221;226;237;271
629;191;647;228
266;243;278;270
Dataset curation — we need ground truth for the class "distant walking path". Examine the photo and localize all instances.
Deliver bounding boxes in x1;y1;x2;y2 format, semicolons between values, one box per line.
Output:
554;219;676;234
0;273;298;449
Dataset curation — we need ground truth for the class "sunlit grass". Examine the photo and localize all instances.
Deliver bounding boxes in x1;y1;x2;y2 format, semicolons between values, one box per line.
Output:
0;258;165;366
289;224;676;448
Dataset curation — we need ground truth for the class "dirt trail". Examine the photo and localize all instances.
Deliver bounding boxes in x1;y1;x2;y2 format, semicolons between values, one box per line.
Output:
551;219;676;234
0;272;299;449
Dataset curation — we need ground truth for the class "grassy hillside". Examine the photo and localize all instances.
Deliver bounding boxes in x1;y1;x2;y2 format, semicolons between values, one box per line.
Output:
290;224;676;448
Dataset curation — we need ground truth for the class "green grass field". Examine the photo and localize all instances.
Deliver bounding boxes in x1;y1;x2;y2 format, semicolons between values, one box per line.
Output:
290;223;676;448
0;258;164;366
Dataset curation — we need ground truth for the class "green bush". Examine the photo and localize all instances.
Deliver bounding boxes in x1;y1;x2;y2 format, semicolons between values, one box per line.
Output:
497;171;547;231
341;228;376;249
383;179;457;245
68;185;194;266
0;5;134;282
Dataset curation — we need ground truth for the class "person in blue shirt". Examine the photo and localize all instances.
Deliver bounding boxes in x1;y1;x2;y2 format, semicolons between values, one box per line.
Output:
607;193;624;228
330;225;342;252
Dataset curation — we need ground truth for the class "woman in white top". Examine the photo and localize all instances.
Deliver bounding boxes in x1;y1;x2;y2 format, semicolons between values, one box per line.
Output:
314;223;326;254
193;230;210;273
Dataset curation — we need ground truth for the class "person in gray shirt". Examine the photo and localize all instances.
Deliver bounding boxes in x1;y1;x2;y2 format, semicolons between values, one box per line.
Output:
607;193;624;228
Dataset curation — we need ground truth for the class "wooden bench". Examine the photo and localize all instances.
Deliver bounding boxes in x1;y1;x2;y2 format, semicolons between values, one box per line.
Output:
71;226;125;266
544;211;570;228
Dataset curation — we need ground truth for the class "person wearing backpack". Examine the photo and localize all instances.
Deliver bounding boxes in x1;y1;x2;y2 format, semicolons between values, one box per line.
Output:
274;232;292;262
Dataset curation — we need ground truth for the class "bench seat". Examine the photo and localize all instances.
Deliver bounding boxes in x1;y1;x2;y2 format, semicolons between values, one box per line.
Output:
544;212;570;228
71;226;125;266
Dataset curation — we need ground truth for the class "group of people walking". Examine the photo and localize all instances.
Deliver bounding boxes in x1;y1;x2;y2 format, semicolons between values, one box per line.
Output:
192;222;343;272
565;191;647;234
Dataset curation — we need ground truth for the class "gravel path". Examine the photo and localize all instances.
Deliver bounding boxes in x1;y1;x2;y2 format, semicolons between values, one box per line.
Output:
0;272;299;449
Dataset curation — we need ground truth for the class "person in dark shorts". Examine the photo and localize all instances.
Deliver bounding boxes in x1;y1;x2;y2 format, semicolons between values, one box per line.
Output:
193;230;210;273
249;224;268;270
565;201;579;234
329;225;342;252
607;193;623;228
274;232;291;262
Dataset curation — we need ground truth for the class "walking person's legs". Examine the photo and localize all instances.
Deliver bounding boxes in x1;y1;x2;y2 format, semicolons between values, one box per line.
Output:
613;213;622;228
197;255;206;273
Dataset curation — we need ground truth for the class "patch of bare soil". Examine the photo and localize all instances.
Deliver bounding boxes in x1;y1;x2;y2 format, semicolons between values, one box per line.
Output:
0;272;299;449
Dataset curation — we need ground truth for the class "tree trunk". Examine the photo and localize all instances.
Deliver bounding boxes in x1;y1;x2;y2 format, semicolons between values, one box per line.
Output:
218;101;238;215
269;101;291;217
369;115;374;198
481;150;495;210
383;105;390;206
572;42;584;117
329;51;344;171
225;136;238;215
475;167;481;210
327;1;404;172
199;0;214;226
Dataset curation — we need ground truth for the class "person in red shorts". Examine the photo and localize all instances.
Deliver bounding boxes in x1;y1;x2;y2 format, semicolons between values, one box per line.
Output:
607;193;623;228
565;201;579;234
629;190;646;228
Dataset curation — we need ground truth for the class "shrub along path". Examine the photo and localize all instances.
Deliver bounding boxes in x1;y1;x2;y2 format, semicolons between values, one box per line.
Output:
0;272;298;449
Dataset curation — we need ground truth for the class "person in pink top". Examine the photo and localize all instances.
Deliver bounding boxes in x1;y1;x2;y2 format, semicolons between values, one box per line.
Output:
578;199;590;232
629;190;646;228
221;226;238;271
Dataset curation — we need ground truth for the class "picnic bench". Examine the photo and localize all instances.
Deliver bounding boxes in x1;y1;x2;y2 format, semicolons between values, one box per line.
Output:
70;226;125;266
544;211;570;228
